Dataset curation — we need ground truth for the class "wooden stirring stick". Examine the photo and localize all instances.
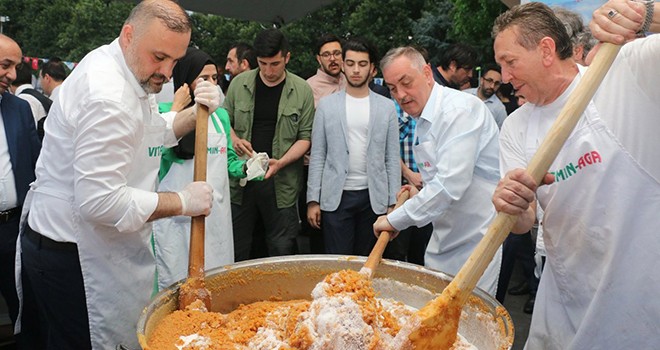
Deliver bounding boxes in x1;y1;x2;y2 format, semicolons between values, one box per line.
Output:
178;104;212;311
361;190;410;277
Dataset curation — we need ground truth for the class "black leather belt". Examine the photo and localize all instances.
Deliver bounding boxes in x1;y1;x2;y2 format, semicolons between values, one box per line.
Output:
25;225;78;252
0;207;20;224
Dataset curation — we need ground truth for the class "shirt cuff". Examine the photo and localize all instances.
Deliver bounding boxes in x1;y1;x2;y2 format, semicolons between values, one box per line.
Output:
115;190;159;233
387;204;416;232
163;126;178;148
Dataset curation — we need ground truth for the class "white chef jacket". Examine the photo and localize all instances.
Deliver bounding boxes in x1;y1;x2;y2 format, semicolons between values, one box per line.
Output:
387;84;502;296
499;35;660;349
27;39;177;242
19;38;178;349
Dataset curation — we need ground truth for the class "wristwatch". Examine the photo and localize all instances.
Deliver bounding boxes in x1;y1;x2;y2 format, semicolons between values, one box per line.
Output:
636;0;655;37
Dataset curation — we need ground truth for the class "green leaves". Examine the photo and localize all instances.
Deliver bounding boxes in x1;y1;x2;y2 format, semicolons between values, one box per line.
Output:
0;0;507;75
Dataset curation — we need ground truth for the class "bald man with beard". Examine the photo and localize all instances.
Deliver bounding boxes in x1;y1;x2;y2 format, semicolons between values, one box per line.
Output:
0;34;41;350
17;1;219;348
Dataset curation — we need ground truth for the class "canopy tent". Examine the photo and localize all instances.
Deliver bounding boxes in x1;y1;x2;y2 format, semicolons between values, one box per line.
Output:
134;0;519;24
141;0;337;25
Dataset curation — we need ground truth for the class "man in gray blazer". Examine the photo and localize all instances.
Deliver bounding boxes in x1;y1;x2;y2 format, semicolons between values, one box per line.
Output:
307;38;400;256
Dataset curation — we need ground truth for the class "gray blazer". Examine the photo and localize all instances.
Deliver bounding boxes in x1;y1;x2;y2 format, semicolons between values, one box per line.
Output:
307;90;400;214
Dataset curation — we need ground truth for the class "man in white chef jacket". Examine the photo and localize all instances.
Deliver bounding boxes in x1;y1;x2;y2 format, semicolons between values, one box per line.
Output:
373;46;502;296
16;1;219;349
492;1;660;349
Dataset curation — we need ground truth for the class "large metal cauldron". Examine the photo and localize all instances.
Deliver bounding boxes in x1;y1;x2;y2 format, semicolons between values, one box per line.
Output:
137;255;513;349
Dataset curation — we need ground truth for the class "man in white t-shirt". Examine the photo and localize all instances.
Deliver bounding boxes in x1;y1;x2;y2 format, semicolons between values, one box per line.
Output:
492;1;660;348
307;37;399;256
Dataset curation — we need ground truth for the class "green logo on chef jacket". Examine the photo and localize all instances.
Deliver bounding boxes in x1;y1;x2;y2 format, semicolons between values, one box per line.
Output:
148;145;164;157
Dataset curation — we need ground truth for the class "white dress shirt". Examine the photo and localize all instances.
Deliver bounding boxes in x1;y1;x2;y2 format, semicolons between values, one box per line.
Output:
387;84;502;295
0;97;18;210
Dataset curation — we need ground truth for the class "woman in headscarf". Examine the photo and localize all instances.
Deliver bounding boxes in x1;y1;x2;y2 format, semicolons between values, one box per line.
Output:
153;47;247;291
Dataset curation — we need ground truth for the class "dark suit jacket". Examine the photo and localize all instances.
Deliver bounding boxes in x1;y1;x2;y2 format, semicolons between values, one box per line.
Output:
1;92;41;206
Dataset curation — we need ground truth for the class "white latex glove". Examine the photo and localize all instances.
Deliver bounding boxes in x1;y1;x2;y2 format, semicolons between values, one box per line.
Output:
193;78;220;112
177;181;213;216
240;152;269;187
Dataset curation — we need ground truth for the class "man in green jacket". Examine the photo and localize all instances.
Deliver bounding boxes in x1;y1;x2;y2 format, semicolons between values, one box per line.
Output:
224;28;315;261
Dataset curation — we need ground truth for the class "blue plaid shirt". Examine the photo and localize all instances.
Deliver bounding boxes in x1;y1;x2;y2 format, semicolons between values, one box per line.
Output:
396;101;418;173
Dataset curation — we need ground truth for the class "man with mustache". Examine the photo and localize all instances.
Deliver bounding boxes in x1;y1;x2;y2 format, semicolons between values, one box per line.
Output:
17;1;219;348
374;46;502;296
307;37;399;255
464;64;508;129
306;33;347;106
299;34;347;254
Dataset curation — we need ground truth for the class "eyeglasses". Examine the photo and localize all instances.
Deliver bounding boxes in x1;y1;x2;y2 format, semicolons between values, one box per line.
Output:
319;50;342;59
482;77;502;88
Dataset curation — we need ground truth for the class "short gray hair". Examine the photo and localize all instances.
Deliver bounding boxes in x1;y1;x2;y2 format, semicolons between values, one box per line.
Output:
125;0;191;34
380;46;427;73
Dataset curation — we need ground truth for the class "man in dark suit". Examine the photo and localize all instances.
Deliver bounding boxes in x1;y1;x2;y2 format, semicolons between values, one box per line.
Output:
0;34;41;348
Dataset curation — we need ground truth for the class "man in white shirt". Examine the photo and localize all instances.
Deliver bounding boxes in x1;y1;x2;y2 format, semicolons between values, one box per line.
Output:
464;64;508;129
18;1;219;349
374;46;502;296
307;38;399;256
492;1;660;348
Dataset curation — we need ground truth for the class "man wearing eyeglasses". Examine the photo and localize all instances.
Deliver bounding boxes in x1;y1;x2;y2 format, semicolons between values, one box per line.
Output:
307;38;399;256
301;34;347;254
306;33;346;106
465;64;508;129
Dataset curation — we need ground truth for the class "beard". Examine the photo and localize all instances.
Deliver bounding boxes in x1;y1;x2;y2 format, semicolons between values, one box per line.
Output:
139;73;167;94
125;43;166;94
346;74;369;88
322;62;341;77
480;87;495;99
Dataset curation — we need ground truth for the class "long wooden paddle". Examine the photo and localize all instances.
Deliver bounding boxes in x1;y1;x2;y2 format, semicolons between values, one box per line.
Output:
361;190;410;277
409;43;622;349
178;104;212;310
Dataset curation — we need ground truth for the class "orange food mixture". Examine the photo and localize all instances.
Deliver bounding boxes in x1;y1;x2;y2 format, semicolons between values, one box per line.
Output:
148;299;310;349
147;270;409;349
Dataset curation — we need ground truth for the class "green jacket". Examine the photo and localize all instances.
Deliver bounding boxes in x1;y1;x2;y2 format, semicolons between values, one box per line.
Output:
223;69;315;208
157;102;246;181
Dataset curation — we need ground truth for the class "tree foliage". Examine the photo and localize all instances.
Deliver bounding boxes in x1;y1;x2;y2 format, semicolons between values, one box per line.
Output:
0;0;506;73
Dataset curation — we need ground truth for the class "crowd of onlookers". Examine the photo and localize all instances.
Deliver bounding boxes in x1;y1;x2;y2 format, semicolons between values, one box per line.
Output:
1;0;658;349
